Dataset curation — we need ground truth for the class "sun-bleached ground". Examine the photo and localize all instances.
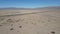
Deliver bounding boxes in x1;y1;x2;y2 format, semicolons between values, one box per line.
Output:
0;9;60;34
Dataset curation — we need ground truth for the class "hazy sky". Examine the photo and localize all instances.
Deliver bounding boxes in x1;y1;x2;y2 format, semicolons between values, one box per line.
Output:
0;0;60;8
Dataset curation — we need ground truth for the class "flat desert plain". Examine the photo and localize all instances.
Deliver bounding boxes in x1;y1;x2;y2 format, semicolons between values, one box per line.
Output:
0;9;60;34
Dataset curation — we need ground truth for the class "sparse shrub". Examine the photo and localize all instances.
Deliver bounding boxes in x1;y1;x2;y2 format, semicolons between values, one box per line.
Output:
0;17;5;22
1;22;7;25
11;24;13;26
7;19;14;23
16;19;20;22
0;25;2;26
48;20;50;22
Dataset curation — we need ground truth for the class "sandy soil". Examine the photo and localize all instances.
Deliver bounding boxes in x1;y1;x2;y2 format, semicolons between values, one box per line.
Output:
0;9;60;34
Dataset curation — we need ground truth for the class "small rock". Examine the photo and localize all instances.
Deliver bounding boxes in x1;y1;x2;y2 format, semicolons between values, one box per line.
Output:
19;26;22;28
51;31;55;34
10;28;14;30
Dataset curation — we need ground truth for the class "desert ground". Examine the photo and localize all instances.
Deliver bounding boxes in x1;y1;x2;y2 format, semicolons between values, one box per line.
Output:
0;9;60;34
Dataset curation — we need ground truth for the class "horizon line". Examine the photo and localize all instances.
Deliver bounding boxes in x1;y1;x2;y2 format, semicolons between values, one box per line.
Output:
0;6;60;8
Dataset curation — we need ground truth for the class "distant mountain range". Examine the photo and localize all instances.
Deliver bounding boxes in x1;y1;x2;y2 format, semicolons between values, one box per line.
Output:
34;6;60;9
0;6;60;10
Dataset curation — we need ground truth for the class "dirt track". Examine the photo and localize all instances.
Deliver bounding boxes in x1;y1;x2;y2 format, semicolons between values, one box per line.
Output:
0;11;48;17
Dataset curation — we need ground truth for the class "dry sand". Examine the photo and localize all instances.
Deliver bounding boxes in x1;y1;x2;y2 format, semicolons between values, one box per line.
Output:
0;9;60;34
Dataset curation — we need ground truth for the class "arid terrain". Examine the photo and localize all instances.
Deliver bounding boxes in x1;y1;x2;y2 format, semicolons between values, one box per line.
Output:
0;8;60;34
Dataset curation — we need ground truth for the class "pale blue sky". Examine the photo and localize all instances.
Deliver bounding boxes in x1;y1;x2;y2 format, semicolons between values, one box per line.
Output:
0;0;60;8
